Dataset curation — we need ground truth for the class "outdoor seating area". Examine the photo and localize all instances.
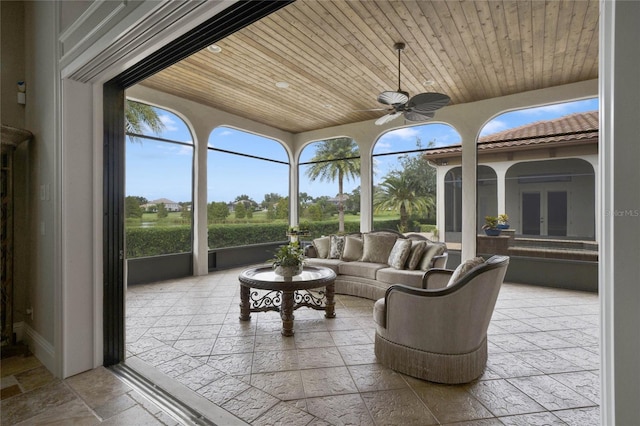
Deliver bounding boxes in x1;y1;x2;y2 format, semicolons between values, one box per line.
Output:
122;267;600;425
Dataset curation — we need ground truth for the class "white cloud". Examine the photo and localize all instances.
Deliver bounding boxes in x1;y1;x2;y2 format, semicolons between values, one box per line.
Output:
480;119;509;136
386;127;420;140
159;114;179;132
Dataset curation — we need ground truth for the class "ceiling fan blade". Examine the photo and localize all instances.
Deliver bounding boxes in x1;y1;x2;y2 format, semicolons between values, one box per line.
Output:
377;90;409;106
407;92;451;112
375;111;403;125
404;110;436;122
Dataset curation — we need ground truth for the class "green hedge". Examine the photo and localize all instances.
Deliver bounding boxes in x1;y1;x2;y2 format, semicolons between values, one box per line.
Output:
126;219;402;258
126;226;192;258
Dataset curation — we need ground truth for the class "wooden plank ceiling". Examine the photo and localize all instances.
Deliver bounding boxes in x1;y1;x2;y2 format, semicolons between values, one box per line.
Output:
138;0;599;134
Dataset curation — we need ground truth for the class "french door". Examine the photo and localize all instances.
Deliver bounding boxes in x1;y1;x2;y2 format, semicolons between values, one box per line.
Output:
521;191;567;236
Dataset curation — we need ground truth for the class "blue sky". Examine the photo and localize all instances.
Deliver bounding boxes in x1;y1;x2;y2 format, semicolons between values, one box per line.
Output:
126;97;598;203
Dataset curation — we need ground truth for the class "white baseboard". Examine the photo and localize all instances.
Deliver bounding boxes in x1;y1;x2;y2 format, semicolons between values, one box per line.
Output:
13;321;24;342
24;323;56;376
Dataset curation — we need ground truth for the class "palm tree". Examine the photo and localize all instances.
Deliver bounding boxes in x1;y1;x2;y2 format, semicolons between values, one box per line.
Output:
305;138;360;232
374;172;434;232
125;100;164;141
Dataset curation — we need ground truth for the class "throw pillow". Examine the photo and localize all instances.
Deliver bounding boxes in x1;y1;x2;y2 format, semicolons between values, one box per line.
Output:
387;239;412;269
447;256;485;287
360;233;398;264
329;235;346;259
342;235;363;261
312;236;331;259
406;240;427;270
418;243;446;271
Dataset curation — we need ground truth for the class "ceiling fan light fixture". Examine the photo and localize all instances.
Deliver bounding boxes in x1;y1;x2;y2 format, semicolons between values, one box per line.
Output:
275;81;290;89
377;90;409;106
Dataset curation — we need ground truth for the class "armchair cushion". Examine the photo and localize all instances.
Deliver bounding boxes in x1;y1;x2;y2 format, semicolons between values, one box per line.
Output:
447;257;485;287
312;236;330;259
361;233;398;264
387;238;412;269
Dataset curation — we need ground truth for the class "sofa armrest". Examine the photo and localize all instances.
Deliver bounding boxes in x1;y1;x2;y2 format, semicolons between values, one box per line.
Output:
304;244;318;258
422;268;453;289
432;252;448;269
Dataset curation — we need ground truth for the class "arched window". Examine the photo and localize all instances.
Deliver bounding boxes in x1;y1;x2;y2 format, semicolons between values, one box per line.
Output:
373;124;460;235
207;127;289;249
298;138;361;235
477;98;598;259
125;101;194;259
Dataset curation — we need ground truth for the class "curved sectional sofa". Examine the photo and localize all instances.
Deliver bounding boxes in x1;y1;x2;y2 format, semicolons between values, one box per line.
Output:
304;230;448;301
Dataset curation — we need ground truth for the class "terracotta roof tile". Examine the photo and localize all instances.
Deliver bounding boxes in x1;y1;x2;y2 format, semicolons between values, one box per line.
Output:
425;110;598;156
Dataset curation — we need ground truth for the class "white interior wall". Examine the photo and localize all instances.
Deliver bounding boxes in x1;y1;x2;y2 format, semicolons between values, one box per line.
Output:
599;2;640;424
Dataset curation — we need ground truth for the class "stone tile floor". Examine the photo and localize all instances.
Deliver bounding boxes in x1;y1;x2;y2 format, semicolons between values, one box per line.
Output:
124;267;600;425
1;354;180;425
0;267;600;425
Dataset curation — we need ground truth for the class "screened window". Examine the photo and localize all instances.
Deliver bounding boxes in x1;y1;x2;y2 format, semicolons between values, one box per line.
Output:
207;127;289;249
373;124;460;236
125;101;193;258
298;137;361;235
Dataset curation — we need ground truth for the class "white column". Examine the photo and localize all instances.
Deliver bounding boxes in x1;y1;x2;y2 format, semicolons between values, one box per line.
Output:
493;164;509;217
435;166;447;242
193;127;209;276
600;1;640;424
360;142;373;232
460;135;477;261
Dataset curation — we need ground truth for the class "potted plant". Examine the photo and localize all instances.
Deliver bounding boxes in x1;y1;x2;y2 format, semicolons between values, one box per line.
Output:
270;242;305;277
482;216;502;236
497;214;510;229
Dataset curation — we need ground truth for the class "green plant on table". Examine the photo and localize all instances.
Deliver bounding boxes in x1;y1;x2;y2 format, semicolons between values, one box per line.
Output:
270;242;305;268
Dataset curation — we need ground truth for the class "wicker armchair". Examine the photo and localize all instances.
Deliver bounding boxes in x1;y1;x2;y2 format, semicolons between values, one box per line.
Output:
373;255;509;384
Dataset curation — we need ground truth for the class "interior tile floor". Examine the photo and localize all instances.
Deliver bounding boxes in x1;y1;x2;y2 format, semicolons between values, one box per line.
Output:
1;267;600;425
1;354;180;425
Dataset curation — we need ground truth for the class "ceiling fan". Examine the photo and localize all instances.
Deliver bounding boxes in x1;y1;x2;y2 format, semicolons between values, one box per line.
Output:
373;42;450;126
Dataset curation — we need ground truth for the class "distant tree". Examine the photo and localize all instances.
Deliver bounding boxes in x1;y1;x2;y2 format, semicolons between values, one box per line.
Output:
234;194;258;210
156;202;168;219
299;192;313;208
234;202;247;219
374;172;434;232
208;202;229;223
178;202;191;221
305;204;323;221
275;197;289;220
125;100;165;142
305;138;360;232
261;193;282;210
398;138;438;198
125;196;143;218
345;186;361;214
130;195;148;205
246;207;253;219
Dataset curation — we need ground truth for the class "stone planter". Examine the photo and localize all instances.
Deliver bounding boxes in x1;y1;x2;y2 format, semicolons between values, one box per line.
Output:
274;264;303;277
484;228;502;237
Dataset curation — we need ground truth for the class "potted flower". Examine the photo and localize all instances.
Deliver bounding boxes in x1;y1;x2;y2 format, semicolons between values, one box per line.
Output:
270;242;305;277
497;214;510;229
482;216;502;236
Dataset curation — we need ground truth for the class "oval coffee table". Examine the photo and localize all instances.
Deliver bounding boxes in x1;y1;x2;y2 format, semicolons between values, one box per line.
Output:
238;265;337;336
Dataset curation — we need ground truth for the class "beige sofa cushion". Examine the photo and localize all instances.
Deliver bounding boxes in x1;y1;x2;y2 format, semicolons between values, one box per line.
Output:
361;233;398;264
312;236;331;259
304;257;343;274
342;235;363;261
447;257;485;287
329;235;346;259
339;261;387;280
387;239;412;269
406;241;427;270
419;243;446;271
376;267;425;288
